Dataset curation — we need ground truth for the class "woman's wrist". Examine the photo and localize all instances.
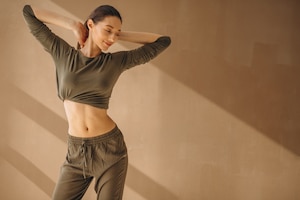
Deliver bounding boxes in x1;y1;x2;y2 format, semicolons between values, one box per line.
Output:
118;31;162;44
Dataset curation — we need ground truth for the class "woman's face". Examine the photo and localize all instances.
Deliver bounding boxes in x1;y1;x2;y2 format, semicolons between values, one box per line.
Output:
89;16;122;51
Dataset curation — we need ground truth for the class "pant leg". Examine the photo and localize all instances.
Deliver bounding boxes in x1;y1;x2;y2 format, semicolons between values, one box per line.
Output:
95;155;128;200
52;136;93;200
92;127;128;200
52;164;93;200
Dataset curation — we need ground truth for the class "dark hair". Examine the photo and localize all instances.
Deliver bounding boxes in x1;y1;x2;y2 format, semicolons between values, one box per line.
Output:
84;5;122;29
77;5;122;49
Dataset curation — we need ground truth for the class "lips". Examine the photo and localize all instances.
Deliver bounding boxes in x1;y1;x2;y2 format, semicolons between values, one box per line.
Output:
104;41;113;47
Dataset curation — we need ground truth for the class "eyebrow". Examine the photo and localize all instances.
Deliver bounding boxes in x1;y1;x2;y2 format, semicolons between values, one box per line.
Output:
105;25;121;32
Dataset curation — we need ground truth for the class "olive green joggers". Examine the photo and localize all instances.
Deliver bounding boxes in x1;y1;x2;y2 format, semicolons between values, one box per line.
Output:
52;126;128;200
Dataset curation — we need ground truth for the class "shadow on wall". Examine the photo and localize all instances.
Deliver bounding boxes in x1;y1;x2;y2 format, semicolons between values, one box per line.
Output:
0;145;55;197
51;0;300;155
1;83;179;200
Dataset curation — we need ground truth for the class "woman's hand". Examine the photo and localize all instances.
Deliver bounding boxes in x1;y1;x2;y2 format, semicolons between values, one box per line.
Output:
73;21;88;48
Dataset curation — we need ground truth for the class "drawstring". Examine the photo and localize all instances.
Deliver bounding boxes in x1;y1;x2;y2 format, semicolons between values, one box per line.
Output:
81;142;88;179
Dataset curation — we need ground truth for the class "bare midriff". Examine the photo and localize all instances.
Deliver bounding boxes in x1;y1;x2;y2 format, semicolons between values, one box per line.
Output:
63;100;116;138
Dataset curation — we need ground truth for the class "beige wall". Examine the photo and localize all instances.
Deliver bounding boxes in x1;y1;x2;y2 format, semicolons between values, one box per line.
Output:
1;0;299;199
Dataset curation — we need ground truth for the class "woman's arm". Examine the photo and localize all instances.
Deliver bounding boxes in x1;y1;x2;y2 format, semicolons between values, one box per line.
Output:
115;35;171;70
118;31;163;44
30;6;76;30
30;6;87;47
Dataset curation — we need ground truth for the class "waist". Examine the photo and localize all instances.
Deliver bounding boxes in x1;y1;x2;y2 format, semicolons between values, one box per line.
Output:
64;100;116;137
68;120;116;138
68;125;121;143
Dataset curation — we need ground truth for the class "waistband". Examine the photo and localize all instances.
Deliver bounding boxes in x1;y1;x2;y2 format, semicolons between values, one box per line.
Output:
67;126;121;145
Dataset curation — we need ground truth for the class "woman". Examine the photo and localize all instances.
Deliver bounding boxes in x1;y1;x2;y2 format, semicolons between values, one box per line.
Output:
22;4;171;200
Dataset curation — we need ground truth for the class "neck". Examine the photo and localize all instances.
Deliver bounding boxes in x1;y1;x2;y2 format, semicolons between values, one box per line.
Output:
80;37;102;58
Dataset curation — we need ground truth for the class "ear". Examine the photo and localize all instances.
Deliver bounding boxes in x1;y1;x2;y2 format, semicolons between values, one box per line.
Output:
87;19;94;30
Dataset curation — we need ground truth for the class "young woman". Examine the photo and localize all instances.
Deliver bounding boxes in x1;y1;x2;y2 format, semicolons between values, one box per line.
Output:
22;4;171;200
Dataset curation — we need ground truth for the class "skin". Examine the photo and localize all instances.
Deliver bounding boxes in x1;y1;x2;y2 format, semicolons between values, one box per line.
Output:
31;6;163;137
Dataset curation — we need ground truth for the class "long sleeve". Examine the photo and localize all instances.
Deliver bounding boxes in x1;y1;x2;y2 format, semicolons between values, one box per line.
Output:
114;36;171;71
22;5;72;60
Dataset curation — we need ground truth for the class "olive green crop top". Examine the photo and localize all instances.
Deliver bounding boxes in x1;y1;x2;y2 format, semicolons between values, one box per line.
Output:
23;5;171;109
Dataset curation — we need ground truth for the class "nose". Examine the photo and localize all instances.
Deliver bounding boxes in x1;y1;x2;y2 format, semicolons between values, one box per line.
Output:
108;34;118;42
